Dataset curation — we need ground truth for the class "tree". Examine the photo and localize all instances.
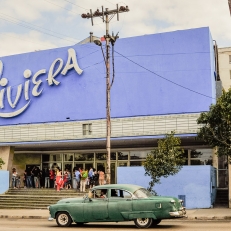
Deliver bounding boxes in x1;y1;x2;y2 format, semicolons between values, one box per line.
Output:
0;157;5;169
197;89;231;158
144;132;185;194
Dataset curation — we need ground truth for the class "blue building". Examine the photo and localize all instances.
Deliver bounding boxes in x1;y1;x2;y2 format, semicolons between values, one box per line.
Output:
0;27;219;207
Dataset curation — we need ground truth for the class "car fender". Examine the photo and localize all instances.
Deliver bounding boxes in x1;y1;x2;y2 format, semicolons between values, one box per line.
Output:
121;212;157;220
55;210;75;222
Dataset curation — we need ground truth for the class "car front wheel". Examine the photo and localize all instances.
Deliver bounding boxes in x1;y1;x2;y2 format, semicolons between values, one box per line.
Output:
56;212;72;227
134;218;153;228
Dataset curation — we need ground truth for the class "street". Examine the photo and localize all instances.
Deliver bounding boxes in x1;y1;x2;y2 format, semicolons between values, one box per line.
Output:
1;219;231;231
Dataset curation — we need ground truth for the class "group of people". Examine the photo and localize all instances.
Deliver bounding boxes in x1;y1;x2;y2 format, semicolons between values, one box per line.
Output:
11;165;106;191
72;167;106;192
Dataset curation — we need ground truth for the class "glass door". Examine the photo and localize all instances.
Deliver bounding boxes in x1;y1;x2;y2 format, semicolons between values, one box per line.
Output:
96;162;116;184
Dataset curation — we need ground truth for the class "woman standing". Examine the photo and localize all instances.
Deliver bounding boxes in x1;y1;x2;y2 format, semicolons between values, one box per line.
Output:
55;167;63;192
98;170;105;185
12;168;18;189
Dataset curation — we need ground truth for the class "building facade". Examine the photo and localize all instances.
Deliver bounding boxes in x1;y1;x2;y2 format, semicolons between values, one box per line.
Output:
0;27;218;196
218;47;231;91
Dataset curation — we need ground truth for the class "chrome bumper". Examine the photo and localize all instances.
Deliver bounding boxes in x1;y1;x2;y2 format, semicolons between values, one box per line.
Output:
48;217;54;221
169;208;187;217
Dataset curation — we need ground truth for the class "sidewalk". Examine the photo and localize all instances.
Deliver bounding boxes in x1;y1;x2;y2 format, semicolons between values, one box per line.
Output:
0;208;230;220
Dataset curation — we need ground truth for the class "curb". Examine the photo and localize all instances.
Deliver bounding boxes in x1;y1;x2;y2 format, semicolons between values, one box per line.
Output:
185;216;231;220
0;215;47;219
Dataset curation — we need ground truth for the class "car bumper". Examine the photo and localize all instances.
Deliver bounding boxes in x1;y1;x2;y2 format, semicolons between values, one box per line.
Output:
169;208;187;218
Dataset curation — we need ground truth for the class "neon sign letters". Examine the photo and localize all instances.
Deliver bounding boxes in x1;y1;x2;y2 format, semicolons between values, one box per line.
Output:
0;48;83;118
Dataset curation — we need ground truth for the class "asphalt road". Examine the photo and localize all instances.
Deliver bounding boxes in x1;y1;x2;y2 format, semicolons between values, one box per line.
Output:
1;219;231;231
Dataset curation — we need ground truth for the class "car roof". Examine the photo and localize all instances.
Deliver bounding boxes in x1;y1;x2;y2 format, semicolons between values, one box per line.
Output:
92;184;144;193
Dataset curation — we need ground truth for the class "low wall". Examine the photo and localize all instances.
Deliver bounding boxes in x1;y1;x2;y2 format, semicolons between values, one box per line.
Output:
117;166;216;209
0;170;9;194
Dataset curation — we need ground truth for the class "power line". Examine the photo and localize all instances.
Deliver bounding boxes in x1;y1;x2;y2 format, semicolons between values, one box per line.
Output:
43;0;82;15
114;50;215;100
0;12;79;43
61;0;88;11
0;16;77;44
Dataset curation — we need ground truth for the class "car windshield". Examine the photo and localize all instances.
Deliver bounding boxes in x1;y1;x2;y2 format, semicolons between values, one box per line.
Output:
133;188;153;198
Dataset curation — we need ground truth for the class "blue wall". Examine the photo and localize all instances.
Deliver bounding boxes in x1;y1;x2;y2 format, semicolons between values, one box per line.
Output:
0;171;9;194
0;27;215;126
117;166;216;209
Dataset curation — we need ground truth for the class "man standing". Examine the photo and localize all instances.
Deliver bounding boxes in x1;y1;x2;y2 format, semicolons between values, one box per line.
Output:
25;166;32;188
80;168;88;192
88;167;94;189
75;168;81;192
32;166;41;188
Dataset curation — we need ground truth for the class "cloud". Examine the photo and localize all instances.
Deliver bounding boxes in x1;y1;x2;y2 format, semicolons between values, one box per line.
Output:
0;31;56;57
0;0;230;57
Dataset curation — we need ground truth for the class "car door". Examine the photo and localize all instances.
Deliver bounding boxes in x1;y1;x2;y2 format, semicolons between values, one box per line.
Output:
84;189;109;221
108;189;133;221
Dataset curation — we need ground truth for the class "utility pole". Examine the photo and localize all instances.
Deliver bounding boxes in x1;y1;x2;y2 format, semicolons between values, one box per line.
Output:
229;0;231;16
81;5;129;184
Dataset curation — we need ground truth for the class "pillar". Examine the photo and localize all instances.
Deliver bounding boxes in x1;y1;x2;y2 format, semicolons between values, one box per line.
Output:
0;146;14;171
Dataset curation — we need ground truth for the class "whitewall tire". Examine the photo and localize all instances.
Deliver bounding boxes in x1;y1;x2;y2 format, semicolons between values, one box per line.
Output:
56;212;72;227
134;217;153;228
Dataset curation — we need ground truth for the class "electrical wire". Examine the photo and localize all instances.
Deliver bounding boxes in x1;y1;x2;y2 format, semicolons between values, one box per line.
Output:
0;12;79;43
110;44;115;88
44;0;82;15
114;50;215;100
61;0;89;11
0;16;77;44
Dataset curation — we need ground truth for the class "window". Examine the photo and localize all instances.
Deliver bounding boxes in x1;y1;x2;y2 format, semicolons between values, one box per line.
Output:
230;70;231;79
229;55;231;63
82;123;92;135
74;153;94;161
130;150;149;160
184;149;213;166
110;189;132;198
118;151;129;160
90;189;107;198
64;154;73;161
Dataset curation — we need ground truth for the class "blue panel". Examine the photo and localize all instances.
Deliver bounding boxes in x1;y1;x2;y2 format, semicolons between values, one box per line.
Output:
117;166;216;209
0;171;9;194
0;27;215;125
178;195;186;207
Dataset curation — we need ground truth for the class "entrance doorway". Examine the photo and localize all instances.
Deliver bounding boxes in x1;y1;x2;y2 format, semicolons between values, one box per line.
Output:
96;162;116;184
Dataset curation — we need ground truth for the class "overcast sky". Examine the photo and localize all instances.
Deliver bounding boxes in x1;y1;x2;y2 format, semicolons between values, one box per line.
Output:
0;0;230;57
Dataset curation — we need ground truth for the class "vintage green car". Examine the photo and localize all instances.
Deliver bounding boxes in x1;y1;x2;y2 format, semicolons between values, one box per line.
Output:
48;184;186;228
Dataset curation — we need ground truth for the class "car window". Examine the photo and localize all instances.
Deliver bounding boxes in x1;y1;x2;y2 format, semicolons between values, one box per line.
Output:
110;189;132;198
90;189;107;198
133;188;153;198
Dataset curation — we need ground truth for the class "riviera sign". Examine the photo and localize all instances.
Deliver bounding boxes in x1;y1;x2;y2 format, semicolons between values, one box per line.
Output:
0;48;83;118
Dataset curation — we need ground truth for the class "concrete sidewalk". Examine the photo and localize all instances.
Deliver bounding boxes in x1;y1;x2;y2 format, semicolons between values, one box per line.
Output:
0;208;230;220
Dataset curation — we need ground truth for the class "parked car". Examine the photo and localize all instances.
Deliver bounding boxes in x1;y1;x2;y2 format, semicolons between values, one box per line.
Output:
48;184;186;228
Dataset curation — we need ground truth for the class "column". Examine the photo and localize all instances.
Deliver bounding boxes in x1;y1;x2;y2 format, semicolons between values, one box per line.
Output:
0;146;14;171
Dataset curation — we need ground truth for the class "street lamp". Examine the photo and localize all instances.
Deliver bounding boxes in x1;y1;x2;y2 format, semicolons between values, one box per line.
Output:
93;38;102;47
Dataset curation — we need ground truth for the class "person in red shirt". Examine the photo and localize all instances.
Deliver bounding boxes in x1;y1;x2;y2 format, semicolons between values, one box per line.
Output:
49;169;55;188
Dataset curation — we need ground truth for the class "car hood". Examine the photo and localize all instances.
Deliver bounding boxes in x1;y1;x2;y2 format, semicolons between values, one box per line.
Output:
57;197;84;204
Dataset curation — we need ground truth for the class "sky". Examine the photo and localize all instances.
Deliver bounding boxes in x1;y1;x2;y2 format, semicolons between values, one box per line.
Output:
0;0;230;57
